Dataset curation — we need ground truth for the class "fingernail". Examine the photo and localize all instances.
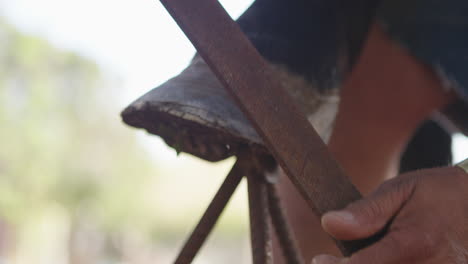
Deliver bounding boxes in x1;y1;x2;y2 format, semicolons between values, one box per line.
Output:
322;211;356;226
312;255;340;264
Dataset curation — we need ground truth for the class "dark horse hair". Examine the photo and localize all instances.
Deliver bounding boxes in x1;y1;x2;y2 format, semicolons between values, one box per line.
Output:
236;0;454;172
400;120;453;173
236;0;380;91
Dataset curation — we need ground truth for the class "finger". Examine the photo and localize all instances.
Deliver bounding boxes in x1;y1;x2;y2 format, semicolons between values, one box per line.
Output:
345;230;425;264
322;177;416;240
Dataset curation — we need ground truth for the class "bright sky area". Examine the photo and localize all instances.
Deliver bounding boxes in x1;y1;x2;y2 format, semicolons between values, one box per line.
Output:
1;0;467;162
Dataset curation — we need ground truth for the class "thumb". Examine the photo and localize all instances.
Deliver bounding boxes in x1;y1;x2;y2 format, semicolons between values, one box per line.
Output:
321;177;416;241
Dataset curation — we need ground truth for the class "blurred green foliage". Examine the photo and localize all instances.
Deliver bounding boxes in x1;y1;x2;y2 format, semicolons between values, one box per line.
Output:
0;18;155;229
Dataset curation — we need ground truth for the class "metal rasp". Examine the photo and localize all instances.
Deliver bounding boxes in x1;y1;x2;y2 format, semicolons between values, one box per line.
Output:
159;0;384;255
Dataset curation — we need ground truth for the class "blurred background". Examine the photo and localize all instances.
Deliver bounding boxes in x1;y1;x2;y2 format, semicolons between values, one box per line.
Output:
0;0;254;263
0;0;467;263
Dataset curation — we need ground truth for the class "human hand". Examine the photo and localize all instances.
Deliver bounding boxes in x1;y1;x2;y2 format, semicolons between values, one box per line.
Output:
312;167;468;264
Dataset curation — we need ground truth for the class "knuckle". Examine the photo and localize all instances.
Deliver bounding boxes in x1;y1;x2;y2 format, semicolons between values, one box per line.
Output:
391;177;417;196
351;199;383;225
366;199;384;219
377;180;394;191
376;177;416;202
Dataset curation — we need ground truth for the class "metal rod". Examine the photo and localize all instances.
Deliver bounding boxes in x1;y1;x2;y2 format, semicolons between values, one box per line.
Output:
267;183;304;264
174;159;245;264
247;171;272;264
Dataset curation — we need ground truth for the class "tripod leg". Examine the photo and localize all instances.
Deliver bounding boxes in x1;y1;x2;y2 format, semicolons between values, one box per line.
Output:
247;171;272;264
174;160;245;264
267;183;304;264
